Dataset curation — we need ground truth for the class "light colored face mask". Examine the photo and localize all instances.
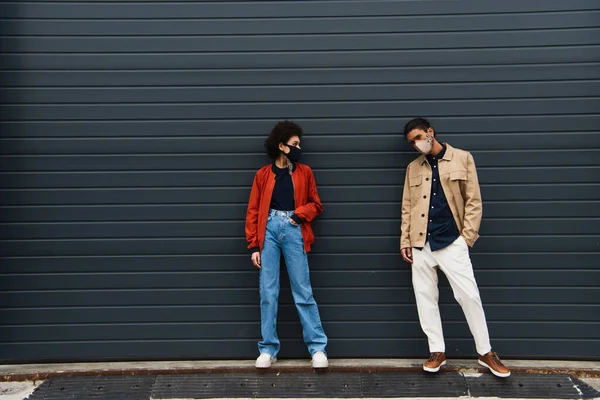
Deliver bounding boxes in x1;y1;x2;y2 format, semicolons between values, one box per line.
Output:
415;132;434;154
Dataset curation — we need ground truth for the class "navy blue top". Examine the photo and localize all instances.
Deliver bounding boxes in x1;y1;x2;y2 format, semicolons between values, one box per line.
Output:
269;164;302;225
426;145;460;251
270;164;295;211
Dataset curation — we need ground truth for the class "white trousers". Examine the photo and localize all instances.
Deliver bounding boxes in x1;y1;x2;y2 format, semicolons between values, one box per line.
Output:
412;236;492;355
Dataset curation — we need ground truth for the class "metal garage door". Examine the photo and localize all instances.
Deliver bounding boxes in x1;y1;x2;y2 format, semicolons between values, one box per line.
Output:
1;1;599;362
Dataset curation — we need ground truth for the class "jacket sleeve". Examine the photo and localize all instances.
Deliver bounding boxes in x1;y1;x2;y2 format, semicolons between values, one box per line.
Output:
294;167;323;222
400;165;412;249
462;152;482;247
245;171;261;252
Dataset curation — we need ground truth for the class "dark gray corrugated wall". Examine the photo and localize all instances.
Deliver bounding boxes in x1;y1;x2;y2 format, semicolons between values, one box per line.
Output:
0;1;599;362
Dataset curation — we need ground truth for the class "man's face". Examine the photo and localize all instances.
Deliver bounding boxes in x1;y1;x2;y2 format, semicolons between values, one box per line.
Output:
406;128;434;150
406;127;436;155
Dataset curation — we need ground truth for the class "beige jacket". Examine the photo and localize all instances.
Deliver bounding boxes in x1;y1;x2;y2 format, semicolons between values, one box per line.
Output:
401;143;482;249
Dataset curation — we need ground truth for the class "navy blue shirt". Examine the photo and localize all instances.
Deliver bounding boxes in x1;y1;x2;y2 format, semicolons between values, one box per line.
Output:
270;164;295;211
269;163;302;225
426;145;460;251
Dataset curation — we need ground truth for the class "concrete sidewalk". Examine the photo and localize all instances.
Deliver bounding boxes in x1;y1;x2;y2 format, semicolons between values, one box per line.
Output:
0;359;598;400
0;371;598;400
1;359;599;381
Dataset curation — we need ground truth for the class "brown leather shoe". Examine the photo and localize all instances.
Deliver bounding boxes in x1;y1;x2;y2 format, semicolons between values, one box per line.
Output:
423;352;446;373
478;352;511;378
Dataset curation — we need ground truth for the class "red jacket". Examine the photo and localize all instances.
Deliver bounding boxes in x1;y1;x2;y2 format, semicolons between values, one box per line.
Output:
245;163;323;253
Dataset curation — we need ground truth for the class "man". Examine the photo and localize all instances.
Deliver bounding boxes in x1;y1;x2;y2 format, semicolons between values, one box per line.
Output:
400;117;510;378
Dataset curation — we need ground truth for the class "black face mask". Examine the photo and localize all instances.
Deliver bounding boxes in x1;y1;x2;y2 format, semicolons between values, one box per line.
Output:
284;144;302;163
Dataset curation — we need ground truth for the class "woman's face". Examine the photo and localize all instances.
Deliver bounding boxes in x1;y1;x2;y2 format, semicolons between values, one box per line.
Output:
279;135;301;154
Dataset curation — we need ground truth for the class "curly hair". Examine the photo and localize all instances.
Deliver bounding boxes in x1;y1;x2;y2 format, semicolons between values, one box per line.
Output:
264;120;303;160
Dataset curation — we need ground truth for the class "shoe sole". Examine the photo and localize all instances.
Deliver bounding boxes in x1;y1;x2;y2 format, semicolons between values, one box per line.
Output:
423;360;446;373
312;360;329;368
478;359;511;378
256;358;277;369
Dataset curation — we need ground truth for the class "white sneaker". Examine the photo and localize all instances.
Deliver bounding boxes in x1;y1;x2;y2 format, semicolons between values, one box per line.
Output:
311;351;329;368
255;353;276;368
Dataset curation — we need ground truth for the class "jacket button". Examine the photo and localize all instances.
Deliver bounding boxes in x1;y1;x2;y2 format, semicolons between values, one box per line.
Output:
419;232;423;236
423;195;427;199
421;214;425;217
426;178;429;181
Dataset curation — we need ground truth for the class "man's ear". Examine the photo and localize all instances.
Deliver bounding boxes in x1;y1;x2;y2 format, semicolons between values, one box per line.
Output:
429;128;436;138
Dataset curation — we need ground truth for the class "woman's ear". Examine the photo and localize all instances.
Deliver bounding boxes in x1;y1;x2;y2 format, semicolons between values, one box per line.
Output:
278;142;287;153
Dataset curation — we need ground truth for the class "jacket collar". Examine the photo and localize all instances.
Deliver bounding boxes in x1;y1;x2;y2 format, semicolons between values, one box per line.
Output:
420;143;454;164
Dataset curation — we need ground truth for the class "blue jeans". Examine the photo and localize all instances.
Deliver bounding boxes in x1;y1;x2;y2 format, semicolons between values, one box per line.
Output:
258;209;328;357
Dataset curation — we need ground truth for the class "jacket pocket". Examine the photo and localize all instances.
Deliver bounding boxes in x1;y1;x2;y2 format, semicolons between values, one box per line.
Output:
449;170;467;181
448;170;467;200
409;175;423;187
409;175;423;201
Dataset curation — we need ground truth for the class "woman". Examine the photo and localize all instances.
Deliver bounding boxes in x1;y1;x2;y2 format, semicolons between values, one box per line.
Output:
245;120;328;369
